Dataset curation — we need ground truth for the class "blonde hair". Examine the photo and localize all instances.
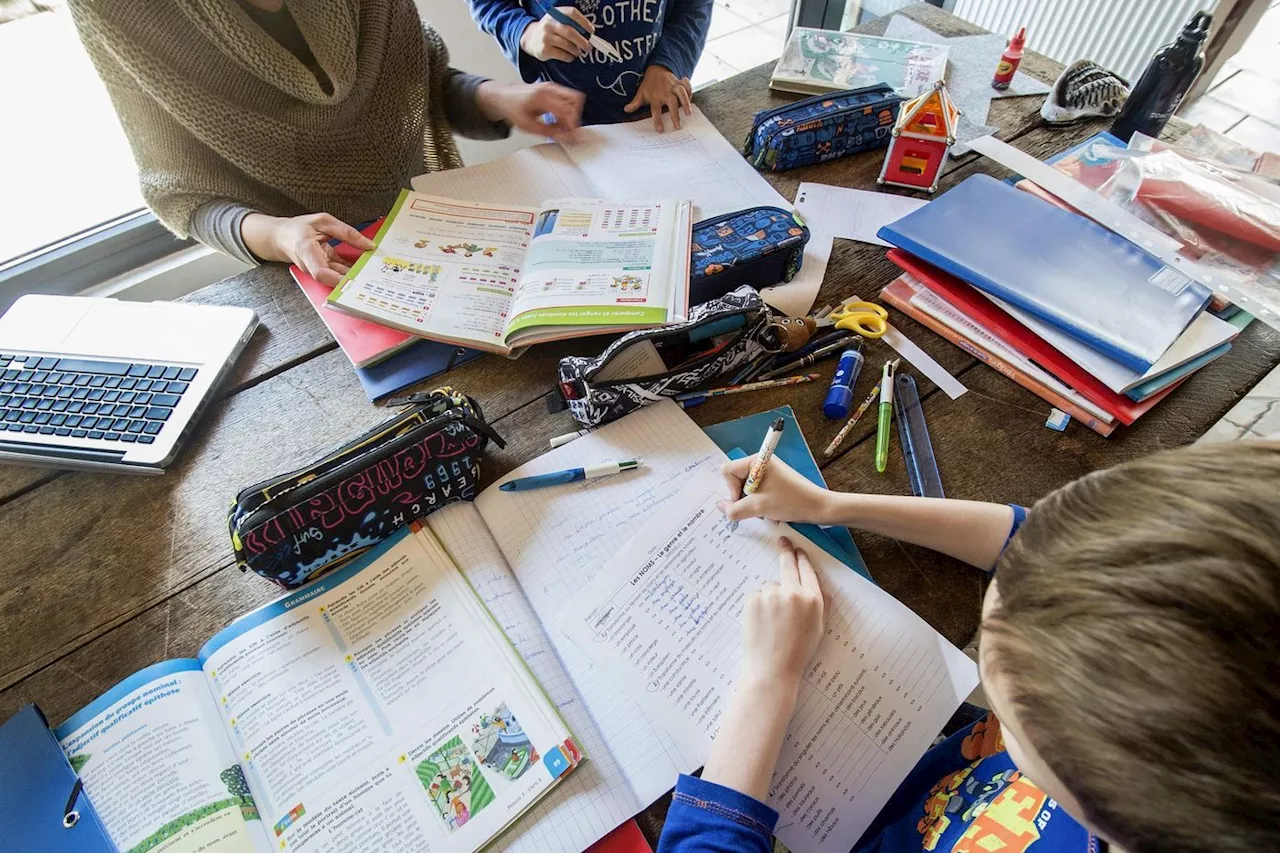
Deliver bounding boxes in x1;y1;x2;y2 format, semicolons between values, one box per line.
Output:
985;441;1280;853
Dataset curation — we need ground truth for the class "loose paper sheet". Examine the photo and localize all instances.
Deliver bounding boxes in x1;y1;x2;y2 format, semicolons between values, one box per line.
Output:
557;471;979;853
411;145;596;207
797;183;928;247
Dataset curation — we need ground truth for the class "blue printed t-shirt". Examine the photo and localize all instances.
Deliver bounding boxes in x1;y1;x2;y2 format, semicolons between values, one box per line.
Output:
852;712;1095;853
469;0;714;125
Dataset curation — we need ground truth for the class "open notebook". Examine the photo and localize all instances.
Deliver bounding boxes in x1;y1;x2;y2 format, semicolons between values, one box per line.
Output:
51;529;584;853
443;401;976;853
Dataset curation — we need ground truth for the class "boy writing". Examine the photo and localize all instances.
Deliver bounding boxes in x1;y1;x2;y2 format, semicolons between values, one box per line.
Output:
657;441;1280;852
467;0;713;129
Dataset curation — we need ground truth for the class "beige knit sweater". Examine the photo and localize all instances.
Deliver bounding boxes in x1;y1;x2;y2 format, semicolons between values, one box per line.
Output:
68;0;506;262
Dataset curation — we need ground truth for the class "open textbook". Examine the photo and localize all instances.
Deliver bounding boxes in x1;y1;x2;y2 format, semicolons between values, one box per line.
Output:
52;530;583;853
328;191;693;355
53;402;976;853
411;107;827;318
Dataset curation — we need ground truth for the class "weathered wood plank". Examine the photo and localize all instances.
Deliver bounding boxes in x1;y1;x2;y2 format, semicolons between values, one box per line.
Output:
12;3;1271;769
8;309;1277;725
698;2;1064;211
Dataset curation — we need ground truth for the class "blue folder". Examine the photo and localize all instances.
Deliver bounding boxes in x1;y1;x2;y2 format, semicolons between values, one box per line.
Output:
355;341;483;403
0;705;114;852
877;174;1212;372
704;406;873;583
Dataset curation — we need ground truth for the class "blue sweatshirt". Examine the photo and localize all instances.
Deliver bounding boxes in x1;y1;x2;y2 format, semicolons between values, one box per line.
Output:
657;714;1099;853
467;0;714;125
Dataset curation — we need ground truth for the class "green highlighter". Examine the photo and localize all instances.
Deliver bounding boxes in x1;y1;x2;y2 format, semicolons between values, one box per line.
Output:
874;359;896;473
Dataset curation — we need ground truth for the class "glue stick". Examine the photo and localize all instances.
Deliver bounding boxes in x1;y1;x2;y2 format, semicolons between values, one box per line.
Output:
823;344;864;419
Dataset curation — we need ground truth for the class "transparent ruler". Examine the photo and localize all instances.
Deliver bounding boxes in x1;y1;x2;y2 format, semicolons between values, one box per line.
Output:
894;373;944;499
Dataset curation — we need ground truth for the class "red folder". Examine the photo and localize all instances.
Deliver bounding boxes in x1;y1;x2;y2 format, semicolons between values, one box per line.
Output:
886;250;1181;425
586;819;650;853
290;218;415;369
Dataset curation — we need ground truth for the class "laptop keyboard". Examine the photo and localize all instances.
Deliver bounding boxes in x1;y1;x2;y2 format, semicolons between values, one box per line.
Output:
0;354;197;445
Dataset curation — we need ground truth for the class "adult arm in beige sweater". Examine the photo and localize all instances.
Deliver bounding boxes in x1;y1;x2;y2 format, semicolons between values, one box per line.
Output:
69;0;584;285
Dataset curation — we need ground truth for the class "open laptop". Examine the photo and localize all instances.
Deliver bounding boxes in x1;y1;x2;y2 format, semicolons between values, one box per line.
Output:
0;295;258;475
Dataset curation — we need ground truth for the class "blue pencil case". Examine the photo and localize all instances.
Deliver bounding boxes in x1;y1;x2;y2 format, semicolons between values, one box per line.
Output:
690;206;810;304
744;84;905;172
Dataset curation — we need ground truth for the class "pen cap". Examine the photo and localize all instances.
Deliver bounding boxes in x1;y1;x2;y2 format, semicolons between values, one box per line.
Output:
822;347;863;419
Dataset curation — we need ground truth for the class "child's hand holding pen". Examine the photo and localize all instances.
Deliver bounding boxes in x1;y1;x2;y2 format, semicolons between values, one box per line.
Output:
717;456;835;525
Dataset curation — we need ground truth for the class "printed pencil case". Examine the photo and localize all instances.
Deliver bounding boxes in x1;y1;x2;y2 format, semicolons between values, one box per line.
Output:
554;286;805;428
744;84;905;172
228;387;504;588
690;206;810;305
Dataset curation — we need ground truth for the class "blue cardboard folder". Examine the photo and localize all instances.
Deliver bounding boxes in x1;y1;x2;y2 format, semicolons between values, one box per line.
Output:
704;406;873;583
0;705;114;852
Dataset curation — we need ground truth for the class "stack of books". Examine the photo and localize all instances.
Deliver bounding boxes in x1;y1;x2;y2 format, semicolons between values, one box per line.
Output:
876;174;1245;436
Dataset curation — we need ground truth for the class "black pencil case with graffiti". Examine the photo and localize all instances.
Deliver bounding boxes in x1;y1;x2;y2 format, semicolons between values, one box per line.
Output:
228;387;504;589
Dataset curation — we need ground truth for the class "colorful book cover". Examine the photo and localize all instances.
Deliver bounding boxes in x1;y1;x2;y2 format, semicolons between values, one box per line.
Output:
771;28;948;98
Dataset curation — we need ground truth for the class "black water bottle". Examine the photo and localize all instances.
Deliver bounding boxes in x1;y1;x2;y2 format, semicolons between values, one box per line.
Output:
1111;11;1212;142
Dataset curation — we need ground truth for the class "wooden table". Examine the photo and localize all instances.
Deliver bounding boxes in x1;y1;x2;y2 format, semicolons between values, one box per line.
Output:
1;3;1276;845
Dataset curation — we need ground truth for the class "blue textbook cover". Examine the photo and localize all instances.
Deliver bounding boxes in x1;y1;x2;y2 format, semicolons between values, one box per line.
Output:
704;406;873;583
877;174;1212;372
355;341;483;402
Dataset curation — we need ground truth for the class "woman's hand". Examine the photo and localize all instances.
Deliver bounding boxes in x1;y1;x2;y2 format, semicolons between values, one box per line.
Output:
520;7;593;62
240;212;373;286
475;80;584;142
740;537;826;689
624;64;693;131
719;456;835;525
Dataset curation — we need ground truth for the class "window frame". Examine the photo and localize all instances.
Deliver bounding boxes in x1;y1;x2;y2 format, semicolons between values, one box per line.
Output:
0;210;191;312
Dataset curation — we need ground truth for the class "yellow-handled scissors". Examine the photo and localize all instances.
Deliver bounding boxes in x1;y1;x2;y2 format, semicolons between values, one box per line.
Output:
816;296;889;339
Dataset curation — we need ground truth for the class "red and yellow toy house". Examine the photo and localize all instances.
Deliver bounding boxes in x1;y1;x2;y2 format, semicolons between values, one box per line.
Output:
877;81;960;193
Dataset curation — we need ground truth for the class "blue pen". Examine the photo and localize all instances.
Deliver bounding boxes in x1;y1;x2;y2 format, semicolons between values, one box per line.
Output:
499;459;642;492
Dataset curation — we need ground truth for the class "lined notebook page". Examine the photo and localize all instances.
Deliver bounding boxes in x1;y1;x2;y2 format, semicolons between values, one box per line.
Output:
555;472;980;853
474;402;723;805
411;144;595;207
427;504;640;852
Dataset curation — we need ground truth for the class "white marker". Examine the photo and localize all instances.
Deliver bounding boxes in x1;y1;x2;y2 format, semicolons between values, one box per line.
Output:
549;428;591;449
729;417;786;532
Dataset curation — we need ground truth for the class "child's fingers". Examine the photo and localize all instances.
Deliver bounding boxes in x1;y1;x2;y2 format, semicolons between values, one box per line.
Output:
795;546;822;600
720;456;751;498
558;5;595;33
718;494;763;522
777;537;801;588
